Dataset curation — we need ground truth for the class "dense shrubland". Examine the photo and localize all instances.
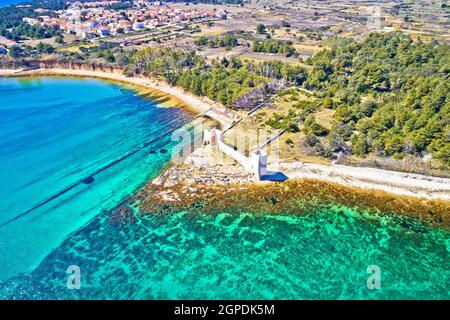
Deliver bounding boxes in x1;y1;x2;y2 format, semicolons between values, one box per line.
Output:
121;48;306;107
252;39;297;57
304;33;449;165
194;34;239;50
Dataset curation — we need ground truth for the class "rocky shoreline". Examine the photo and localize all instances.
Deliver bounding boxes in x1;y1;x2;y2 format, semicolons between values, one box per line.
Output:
2;68;449;207
152;146;255;188
119;144;450;230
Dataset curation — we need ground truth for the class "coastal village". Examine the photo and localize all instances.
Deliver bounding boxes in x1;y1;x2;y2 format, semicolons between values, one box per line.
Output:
1;0;448;54
0;0;227;52
17;1;225;40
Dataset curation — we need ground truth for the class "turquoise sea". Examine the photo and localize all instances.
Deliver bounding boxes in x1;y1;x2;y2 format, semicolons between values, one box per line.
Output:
0;77;448;299
0;77;192;281
0;0;24;7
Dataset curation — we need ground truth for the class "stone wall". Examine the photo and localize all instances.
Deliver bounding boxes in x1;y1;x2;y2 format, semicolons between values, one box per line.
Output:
203;128;268;181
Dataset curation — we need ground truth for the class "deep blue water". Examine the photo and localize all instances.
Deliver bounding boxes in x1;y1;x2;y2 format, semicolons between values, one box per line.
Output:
0;0;24;7
0;77;192;281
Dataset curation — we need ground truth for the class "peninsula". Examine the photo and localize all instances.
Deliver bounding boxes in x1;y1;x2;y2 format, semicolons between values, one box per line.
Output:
1;0;449;301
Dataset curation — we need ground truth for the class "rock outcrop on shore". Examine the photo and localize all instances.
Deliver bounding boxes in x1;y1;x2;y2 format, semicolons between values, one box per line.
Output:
130;144;450;229
151;145;255;190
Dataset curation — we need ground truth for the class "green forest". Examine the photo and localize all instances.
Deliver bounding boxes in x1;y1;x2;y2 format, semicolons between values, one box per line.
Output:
252;39;297;57
121;48;305;107
304;33;449;165
194;34;239;49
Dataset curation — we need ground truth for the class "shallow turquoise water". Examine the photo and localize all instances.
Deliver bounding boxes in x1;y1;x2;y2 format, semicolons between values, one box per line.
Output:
0;77;448;300
0;208;448;299
0;77;192;281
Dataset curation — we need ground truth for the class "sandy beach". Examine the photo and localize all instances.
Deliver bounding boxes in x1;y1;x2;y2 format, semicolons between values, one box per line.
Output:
2;67;450;201
0;68;235;128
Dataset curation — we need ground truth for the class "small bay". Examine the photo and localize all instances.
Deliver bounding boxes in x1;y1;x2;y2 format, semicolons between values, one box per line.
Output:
0;77;191;280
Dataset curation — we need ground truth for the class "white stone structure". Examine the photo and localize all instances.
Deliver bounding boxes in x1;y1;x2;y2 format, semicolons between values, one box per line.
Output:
203;128;268;181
